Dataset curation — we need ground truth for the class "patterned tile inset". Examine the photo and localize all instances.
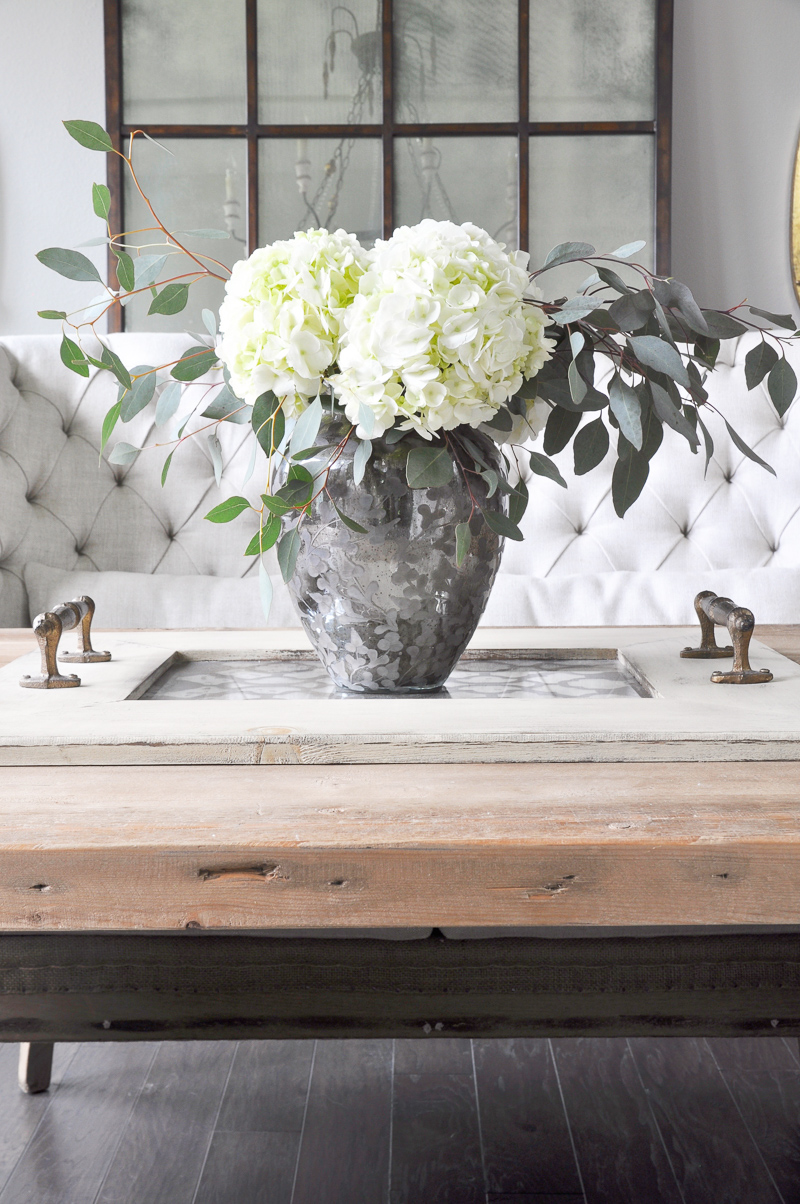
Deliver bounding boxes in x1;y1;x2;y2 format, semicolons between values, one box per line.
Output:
141;654;650;701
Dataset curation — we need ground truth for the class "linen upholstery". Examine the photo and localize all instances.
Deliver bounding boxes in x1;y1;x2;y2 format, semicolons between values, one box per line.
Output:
1;332;799;628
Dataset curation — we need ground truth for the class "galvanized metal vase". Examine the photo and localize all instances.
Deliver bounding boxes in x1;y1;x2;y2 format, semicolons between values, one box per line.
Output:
286;416;506;693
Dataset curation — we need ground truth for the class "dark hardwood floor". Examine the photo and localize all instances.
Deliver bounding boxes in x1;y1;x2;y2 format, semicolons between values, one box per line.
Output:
1;1036;799;1203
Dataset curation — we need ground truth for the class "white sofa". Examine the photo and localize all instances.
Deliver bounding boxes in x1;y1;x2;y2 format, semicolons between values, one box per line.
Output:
1;332;799;630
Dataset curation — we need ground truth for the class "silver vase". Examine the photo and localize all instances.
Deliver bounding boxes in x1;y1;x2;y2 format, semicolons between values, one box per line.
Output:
285;416;506;693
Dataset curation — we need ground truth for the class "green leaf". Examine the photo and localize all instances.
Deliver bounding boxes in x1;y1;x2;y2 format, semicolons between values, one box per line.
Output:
573;417;609;475
455;522;471;567
36;246;101;283
252;391;282;455
700;310;749;339
201;384;249;424
542;241;596;269
120;366;156;421
171;346;218;382
134;253;168;289
277;526;302;582
696;413;715;476
608;374;642;450
208;432;223;487
333;503;367;533
628;335;690;389
528;450;567;488
100;344;132;390
261;493;293;516
278;465;314;507
612;446;650;517
550;297;602;323
160;450;174;487
514;375;539;401
155;380;182;426
744;341;779;391
596;265;632;294
353;437;372;485
59;334;89;377
148;282;190;316
484;407;513;432
508;477;529;526
406;446;454;488
112;247;135;293
722;418;776;476
610;239;646;259
649;381;700;448
568;358;587;405
244;514;281;555
204;495;251;523
202;308;217;337
92;182;111;221
100;401;121;452
768;357;798;417
63;119;113;153
481;510;524;541
480;468;498;498
107;441;140;466
543;405;581;456
38;309;67;320
289;396;323;457
748;307;797;331
651;278;708;335
608;290;655;332
693;336;721;369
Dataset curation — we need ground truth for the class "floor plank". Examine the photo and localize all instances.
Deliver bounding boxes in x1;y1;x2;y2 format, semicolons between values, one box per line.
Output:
391;1071;483;1204
552;1038;682;1204
215;1040;313;1133
394;1038;473;1075
706;1036;800;1072
193;1131;300;1204
473;1038;582;1198
94;1040;236;1204
628;1037;784;1204
716;1068;800;1203
292;1039;393;1204
0;1042;157;1204
0;1044;79;1197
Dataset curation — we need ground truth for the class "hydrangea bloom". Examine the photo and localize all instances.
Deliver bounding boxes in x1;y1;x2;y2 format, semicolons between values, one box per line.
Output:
329;220;556;439
218;228;369;414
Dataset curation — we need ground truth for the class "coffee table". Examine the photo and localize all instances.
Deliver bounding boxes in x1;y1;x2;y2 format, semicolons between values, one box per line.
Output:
2;625;800;1090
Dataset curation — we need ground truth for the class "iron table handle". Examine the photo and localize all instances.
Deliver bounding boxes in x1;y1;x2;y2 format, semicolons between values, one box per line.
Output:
680;590;773;684
19;595;111;690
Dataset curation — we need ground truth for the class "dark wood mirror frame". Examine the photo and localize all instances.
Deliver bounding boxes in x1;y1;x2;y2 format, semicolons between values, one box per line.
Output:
102;0;673;332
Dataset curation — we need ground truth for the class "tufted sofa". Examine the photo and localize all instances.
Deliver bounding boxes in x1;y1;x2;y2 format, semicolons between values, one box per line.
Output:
1;332;799;629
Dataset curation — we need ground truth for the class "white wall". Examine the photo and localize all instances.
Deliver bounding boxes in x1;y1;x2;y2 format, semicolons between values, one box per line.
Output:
671;0;800;317
0;0;798;333
0;0;106;335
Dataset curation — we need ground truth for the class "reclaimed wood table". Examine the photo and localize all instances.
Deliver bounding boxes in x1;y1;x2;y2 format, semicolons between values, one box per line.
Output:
2;623;800;1092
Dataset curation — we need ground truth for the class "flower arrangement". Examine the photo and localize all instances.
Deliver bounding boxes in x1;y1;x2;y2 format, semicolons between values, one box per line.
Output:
38;120;800;614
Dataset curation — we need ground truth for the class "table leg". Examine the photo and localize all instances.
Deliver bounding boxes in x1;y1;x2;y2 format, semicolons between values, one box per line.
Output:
18;1042;54;1094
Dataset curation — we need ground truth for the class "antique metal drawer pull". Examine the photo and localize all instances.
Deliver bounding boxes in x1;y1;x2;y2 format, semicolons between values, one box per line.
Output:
681;590;773;684
20;596;111;690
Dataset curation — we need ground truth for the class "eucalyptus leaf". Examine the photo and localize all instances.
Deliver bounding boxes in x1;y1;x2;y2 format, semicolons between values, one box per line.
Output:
596;265;632;295
628;335;690;389
455;521;471;567
112;248;135;293
242;437;258;487
140;131;175;156
481;510;524;541
748;307;797;331
768;357;798;417
612;444;650;517
543;405;581;455
610;239;647;259
651;278;708;335
258;556;274;621
568;358;587;406
76;236;111;247
148;282;190;316
744;341;779;391
155;380;182;426
353;437;373;485
406;446;453;488
696;412;715;477
289;396;323;457
722;418;776;476
578;272;600;293
244;514;281;554
573;416;609;475
92;183;111;221
202;308;217;337
278;465;314;507
63;119;113;153
542;241;596;269
550;297;601;323
120;366;156;421
107;441;140;466
277;526;302;582
357;401;375;438
134;253;168;289
36;246;101;283
700;310;749;339
528;450;567;489
481;468;498;498
649;382;700;448
608;290;654;332
608;374;642;450
171;346;218;382
100;401;121;452
160;450;174;487
38;310;67;320
333;503;368;533
59;335;88;377
100;344;132;390
508;477;529;526
484;407;513;432
252;391;282;454
262;493;293;516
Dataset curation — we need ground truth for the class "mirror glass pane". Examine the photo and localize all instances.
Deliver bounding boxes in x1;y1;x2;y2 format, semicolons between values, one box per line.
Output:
394;0;517;123
122;0;247;124
395;137;518;247
530;0;656;122
123;139;248;331
259;138;382;245
528;134;654;298
258;0;382;125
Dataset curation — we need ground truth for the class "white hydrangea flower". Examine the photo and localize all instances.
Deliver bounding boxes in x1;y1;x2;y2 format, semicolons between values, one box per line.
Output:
217;228;370;415
329;220;557;440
